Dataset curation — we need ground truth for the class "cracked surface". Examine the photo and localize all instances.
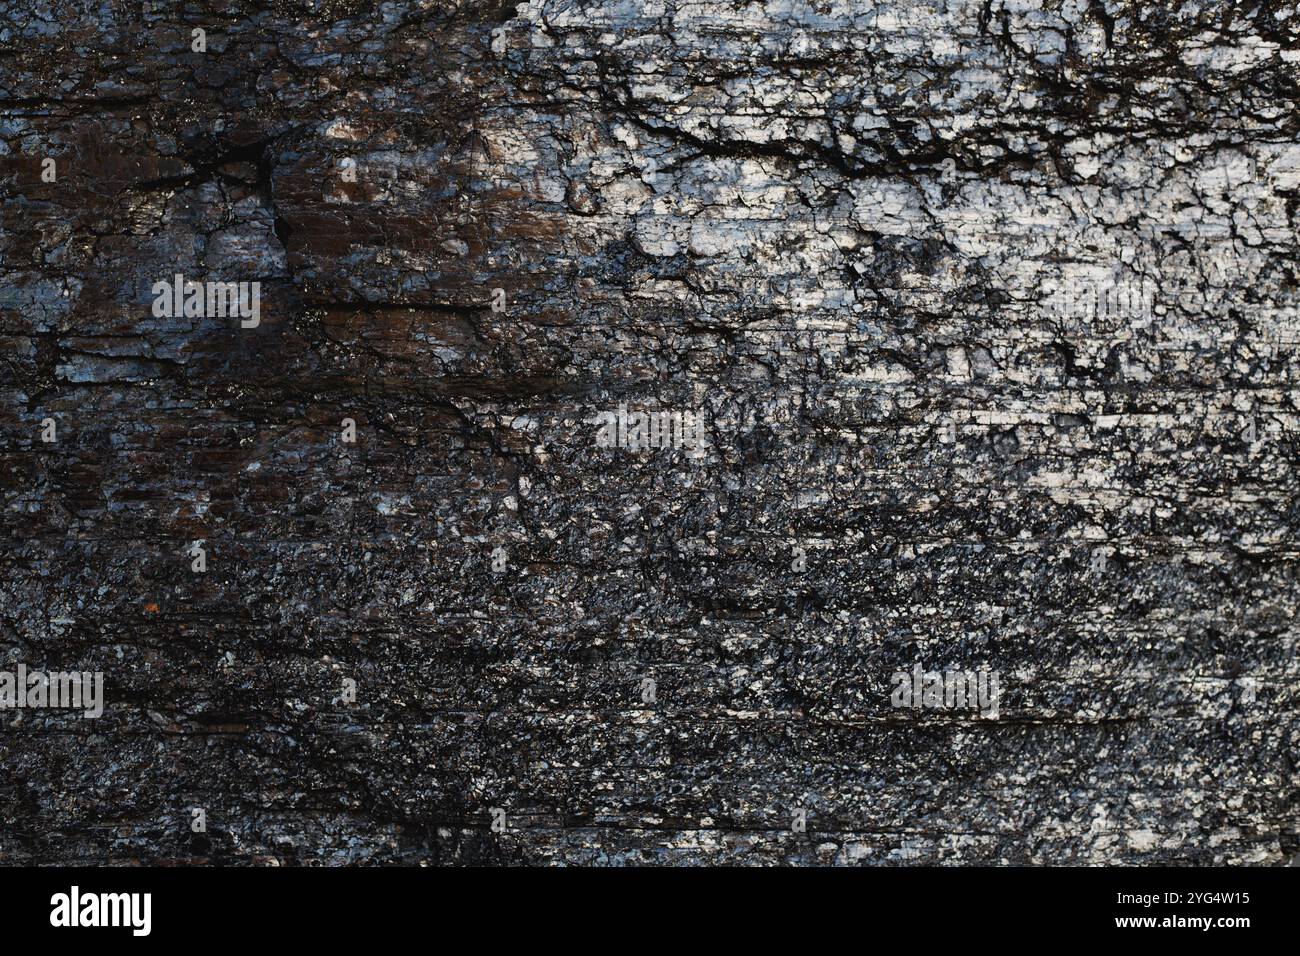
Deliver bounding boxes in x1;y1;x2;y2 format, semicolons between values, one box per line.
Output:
1;0;1298;864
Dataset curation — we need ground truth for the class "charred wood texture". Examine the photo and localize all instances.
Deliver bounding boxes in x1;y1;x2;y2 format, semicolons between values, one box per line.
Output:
1;0;1298;864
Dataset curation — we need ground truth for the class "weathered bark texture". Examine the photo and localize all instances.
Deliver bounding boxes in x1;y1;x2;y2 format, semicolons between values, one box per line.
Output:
1;0;1298;865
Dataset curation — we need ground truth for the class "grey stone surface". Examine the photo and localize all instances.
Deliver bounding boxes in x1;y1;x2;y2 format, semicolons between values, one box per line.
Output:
0;0;1297;864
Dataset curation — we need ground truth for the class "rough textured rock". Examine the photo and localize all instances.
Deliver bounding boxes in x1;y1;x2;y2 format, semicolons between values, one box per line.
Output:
1;0;1297;865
